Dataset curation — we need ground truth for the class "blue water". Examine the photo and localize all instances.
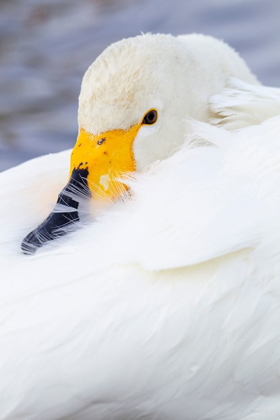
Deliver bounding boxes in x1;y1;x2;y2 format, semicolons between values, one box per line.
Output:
0;0;279;171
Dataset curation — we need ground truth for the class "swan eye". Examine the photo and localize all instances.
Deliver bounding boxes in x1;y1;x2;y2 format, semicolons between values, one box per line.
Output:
142;110;158;125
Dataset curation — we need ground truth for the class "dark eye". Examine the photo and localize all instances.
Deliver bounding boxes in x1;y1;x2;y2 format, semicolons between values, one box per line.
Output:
142;110;158;125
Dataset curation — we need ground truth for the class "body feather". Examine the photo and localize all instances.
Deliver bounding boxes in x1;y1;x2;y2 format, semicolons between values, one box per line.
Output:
1;115;280;419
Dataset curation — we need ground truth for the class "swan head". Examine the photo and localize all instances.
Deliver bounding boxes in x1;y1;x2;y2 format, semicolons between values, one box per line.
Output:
21;33;256;253
75;34;204;180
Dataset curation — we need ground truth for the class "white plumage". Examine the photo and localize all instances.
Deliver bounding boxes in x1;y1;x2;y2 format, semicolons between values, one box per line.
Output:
1;34;280;419
210;77;280;129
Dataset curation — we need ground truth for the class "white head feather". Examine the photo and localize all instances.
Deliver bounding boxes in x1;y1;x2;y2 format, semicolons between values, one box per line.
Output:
78;33;258;170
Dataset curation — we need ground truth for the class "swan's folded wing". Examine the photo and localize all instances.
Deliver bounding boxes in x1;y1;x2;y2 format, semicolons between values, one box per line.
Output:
209;78;280;130
100;117;280;271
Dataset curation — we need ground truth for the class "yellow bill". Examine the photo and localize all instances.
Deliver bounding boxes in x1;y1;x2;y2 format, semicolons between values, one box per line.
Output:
21;122;142;254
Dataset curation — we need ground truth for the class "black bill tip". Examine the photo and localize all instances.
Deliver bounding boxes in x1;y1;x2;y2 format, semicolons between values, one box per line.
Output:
21;210;79;255
21;168;90;255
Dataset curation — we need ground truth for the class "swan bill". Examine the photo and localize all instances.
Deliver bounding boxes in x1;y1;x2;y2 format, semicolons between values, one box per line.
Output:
21;124;140;254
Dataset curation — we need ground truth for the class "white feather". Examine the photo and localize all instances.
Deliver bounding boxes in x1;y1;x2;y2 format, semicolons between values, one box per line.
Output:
210;77;280;129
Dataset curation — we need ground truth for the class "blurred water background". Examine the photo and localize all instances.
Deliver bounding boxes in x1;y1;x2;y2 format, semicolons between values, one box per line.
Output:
0;0;279;171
